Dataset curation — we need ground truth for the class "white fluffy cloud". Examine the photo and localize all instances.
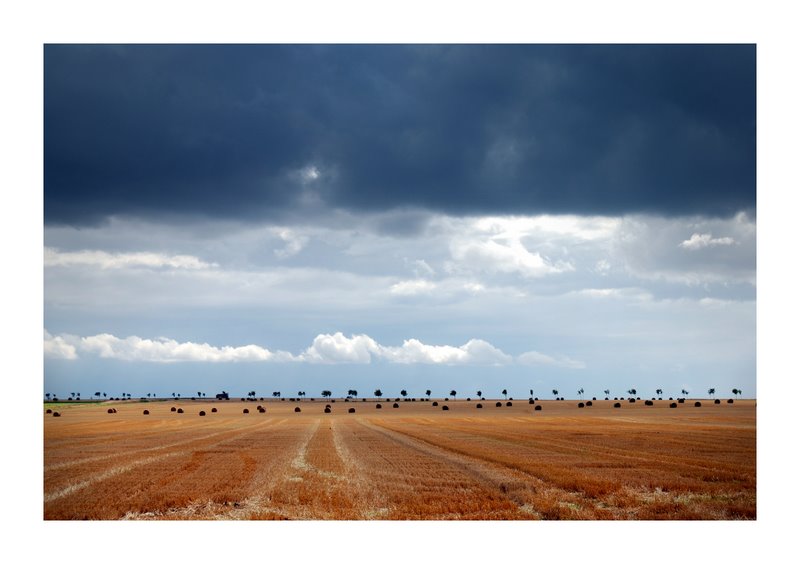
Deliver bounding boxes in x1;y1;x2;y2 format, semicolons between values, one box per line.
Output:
43;330;78;360
44;329;577;368
44;247;216;269
679;233;736;250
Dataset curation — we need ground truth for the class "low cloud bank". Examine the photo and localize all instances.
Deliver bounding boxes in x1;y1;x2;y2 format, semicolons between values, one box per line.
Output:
44;330;584;368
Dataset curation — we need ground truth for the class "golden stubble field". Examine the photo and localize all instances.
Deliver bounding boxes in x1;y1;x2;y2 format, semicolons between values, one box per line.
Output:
43;398;755;520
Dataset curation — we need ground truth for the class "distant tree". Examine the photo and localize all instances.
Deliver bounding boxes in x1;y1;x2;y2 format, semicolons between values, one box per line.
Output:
502;389;508;399
425;390;431;398
529;389;534;398
449;390;457;400
146;393;150;398
70;392;75;399
172;392;176;398
627;388;637;397
603;389;610;398
273;391;281;398
96;392;102;399
197;391;202;398
374;389;383;398
732;388;742;398
103;392;107;398
321;390;332;398
400;389;408;398
348;389;358;399
477;390;483;399
552;389;558;398
577;388;584;399
708;388;716;398
681;389;689;398
45;392;51;400
298;391;306;399
656;389;663;399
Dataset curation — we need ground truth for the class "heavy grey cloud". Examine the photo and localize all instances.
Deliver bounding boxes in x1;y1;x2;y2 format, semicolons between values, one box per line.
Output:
45;45;755;225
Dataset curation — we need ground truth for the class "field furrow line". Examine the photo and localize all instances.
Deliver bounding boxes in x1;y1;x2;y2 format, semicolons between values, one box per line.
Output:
44;418;284;505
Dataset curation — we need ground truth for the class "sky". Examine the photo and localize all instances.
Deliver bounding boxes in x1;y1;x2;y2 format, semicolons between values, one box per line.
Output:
42;44;756;400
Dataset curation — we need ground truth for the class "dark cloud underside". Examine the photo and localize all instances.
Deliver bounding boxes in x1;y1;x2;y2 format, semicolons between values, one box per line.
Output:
44;44;755;225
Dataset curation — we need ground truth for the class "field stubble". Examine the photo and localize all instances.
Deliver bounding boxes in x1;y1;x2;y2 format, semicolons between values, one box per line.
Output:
44;399;755;520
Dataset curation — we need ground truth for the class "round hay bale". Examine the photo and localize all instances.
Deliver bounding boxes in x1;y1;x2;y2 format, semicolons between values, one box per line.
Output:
348;408;356;413
694;401;702;407
578;402;585;408
170;406;177;412
529;399;535;404
670;402;678;408
534;405;542;411
324;407;331;413
506;401;512;407
243;408;249;414
442;405;449;410
495;401;502;407
199;411;206;416
432;401;439;406
211;407;218;413
727;399;734;404
46;408;52;414
294;407;301;413
177;408;184;413
628;398;636;403
325;404;331;409
678;398;685;404
476;403;483;408
714;399;721;404
53;411;61;417
586;401;593;406
375;403;382;409
143;409;150;415
644;400;654;406
614;402;621;408
107;408;114;413
393;403;399;408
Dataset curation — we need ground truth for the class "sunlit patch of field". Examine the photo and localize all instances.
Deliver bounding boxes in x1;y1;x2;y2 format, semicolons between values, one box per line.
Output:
44;398;755;519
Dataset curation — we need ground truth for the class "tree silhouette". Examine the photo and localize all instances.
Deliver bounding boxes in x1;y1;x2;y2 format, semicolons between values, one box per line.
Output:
656;389;663;398
298;391;306;399
103;392;107;398
172;392;176;398
477;390;483;399
681;389;689;398
627;388;637;397
449;390;457;400
273;391;281;398
577;388;584;399
502;389;508;399
400;389;408;398
96;392;102;399
321;390;332;398
348;389;358;399
425;390;431;398
529;389;534;398
374;389;382;398
45;392;51;400
732;388;741;398
708;388;716;398
603;389;610;398
552;389;558;398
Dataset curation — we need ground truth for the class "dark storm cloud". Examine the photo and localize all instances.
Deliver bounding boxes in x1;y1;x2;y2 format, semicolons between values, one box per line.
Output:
44;44;755;225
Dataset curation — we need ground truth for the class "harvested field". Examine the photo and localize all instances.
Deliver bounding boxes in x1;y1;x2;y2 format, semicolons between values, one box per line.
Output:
44;399;755;520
